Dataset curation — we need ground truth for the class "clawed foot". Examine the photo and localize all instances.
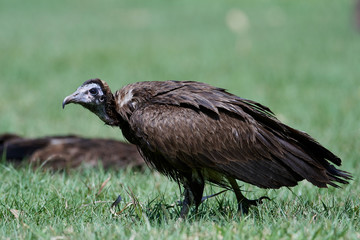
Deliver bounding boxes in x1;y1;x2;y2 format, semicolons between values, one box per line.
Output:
176;189;229;218
238;196;270;214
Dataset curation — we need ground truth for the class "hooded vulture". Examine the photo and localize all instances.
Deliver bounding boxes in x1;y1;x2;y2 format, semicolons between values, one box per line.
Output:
63;79;351;217
0;133;144;170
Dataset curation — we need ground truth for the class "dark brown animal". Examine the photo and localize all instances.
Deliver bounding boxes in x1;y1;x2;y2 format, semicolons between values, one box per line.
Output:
356;0;360;31
63;79;351;217
0;133;144;170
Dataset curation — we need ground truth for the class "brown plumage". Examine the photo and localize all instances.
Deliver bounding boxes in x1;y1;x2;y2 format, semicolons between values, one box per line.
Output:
63;79;352;217
0;133;144;170
356;0;360;31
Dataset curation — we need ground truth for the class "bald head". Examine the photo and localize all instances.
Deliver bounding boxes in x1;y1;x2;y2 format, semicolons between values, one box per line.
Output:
62;79;117;125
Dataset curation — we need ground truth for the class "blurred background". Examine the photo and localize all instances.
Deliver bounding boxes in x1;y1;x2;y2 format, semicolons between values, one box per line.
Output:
0;0;359;168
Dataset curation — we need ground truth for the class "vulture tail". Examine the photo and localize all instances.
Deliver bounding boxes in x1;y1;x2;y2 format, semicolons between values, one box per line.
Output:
238;103;352;188
283;126;352;188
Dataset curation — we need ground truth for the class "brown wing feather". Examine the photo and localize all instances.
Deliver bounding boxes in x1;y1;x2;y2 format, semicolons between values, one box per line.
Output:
129;104;347;188
116;81;350;188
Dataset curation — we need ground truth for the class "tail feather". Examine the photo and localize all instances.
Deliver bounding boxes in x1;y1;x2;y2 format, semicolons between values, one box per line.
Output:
281;127;352;187
238;101;351;187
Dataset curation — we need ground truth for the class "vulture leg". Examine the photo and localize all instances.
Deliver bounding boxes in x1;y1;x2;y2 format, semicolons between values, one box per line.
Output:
200;189;229;203
179;172;205;218
179;187;193;218
178;189;228;206
227;177;270;214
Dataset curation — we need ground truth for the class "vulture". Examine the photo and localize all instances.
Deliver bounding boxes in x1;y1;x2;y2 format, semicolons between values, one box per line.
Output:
62;79;351;217
0;133;144;170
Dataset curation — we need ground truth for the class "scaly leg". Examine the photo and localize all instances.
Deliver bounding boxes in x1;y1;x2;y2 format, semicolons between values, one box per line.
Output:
179;172;205;218
179;187;193;218
227;177;270;214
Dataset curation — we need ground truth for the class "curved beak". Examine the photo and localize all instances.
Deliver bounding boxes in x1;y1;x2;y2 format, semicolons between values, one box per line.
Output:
62;91;79;109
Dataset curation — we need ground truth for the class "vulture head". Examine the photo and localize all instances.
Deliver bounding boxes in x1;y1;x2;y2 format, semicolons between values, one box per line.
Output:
62;78;118;126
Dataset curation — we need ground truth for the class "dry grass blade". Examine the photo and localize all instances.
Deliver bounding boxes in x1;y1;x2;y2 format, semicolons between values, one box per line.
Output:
126;187;144;219
50;236;67;240
96;175;111;196
115;203;133;215
109;187;145;218
10;209;21;219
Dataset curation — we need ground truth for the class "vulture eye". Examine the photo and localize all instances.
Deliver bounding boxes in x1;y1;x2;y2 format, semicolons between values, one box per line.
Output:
89;88;98;96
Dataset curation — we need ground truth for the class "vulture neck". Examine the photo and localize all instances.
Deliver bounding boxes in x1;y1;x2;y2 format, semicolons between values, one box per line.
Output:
100;88;120;127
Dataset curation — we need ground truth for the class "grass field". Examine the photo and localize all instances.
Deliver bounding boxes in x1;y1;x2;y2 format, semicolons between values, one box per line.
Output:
0;0;359;239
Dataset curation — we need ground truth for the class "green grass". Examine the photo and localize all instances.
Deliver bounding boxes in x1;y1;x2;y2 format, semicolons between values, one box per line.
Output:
0;0;359;239
0;165;359;239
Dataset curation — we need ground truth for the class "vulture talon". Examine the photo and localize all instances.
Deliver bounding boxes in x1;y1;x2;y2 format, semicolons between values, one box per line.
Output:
63;78;352;217
227;177;271;214
238;196;270;214
251;196;271;206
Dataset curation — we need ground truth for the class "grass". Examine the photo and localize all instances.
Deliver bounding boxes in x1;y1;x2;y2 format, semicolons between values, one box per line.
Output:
0;0;359;239
0;164;359;239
